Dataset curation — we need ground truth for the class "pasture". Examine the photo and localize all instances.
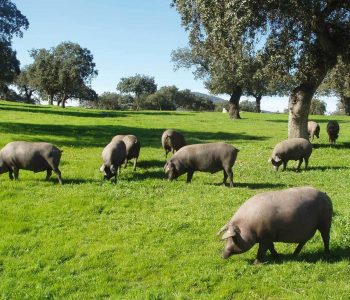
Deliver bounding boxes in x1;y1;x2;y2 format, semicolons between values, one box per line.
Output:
0;100;349;299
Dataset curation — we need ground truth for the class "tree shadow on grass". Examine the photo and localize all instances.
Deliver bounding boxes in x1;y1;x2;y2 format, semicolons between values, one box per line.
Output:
230;182;287;189
0;103;128;118
266;119;348;124
307;166;350;171
264;246;350;264
0;122;268;149
62;178;102;185
131;170;166;181
137;159;165;169
313;143;350;149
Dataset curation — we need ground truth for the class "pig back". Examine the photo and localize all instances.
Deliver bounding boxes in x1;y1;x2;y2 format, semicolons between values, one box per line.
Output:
273;138;312;160
173;142;238;172
123;135;140;159
232;187;332;243
161;130;186;150
102;140;126;166
1;141;61;172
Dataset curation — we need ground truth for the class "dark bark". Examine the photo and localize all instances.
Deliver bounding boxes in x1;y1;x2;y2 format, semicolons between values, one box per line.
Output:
48;94;54;105
24;86;34;103
228;87;242;119
288;83;317;139
255;95;262;113
340;95;350;116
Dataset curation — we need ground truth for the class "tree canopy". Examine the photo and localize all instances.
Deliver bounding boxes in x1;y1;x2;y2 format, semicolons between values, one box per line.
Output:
27;42;98;107
116;74;157;110
320;57;350;115
172;0;350;137
0;0;29;89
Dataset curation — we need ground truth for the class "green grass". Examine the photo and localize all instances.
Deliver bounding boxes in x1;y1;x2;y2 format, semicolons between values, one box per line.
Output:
0;100;350;299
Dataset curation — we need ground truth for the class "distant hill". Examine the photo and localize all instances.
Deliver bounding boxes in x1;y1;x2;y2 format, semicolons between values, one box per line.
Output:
191;92;227;103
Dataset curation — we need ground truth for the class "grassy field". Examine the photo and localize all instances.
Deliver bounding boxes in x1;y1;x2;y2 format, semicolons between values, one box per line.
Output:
0;100;349;299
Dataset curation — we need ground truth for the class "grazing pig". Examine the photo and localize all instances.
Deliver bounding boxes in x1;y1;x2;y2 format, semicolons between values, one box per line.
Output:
327;121;340;145
308;121;320;141
111;135;141;171
122;135;141;171
269;138;312;171
100;139;126;183
164;142;239;187
161;129;186;158
0;141;63;184
218;187;333;264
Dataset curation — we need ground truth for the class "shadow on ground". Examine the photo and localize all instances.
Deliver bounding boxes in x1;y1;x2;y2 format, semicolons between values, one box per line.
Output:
308;166;350;171
0;102;127;118
313;143;350;149
258;246;350;265
266;119;349;124
0;121;268;149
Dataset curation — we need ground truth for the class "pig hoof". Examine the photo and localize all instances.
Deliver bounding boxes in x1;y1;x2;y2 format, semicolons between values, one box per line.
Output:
253;259;261;265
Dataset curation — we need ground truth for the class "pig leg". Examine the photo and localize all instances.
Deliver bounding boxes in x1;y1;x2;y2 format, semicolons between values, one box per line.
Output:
268;242;279;259
222;170;228;185
133;158;137;171
296;159;303;171
112;171;117;184
254;242;268;264
304;157;309;170
319;224;331;254
124;159;128;168
13;167;19;180
52;167;62;185
282;162;287;171
165;150;169;158
45;169;52;181
293;241;307;256
186;170;194;183
224;167;234;187
8;170;14;180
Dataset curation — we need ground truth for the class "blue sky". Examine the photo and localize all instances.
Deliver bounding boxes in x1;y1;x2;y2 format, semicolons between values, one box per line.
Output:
11;0;336;112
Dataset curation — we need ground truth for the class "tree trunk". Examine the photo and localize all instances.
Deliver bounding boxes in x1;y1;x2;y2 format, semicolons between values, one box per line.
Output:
48;94;54;105
25;89;33;104
61;99;66;108
340;95;350;116
255;95;262;113
228;87;242;119
288;83;316;139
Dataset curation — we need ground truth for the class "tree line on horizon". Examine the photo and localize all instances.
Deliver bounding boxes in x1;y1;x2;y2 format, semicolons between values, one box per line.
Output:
0;1;349;130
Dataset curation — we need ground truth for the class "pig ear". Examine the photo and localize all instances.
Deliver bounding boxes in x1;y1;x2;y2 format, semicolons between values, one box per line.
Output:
221;225;240;240
110;165;117;174
163;162;168;171
273;156;281;163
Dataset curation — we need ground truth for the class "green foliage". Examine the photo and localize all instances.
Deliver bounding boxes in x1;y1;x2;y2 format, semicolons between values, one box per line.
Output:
88;92;133;110
172;0;350;130
0;0;28;86
0;0;29;43
117;74;157;110
214;100;229;112
0;100;350;298
176;89;215;111
320;57;350;115
310;99;327;115
240;100;258;113
28;42;98;107
15;66;37;103
0;41;20;85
